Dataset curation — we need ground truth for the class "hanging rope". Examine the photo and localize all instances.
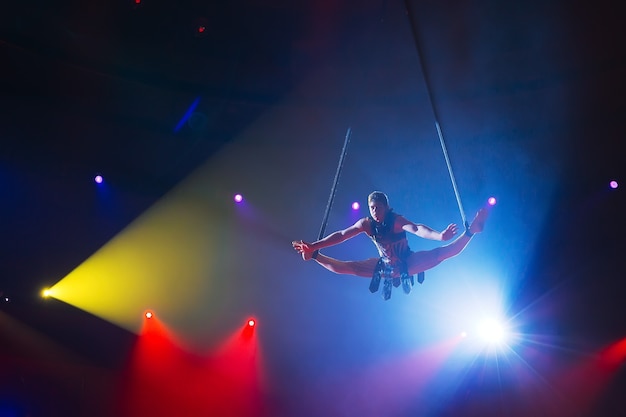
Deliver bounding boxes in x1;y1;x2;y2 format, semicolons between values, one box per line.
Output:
310;127;351;259
403;0;469;229
317;127;352;240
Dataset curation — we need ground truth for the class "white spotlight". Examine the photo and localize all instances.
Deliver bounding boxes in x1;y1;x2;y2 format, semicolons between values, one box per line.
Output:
478;318;507;344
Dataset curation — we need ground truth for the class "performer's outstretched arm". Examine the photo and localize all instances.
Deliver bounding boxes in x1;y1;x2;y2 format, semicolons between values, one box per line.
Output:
294;208;489;279
405;208;488;274
292;218;365;254
397;215;458;241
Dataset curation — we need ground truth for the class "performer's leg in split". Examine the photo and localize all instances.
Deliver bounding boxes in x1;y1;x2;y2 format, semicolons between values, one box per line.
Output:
303;207;488;278
407;208;488;274
301;252;378;278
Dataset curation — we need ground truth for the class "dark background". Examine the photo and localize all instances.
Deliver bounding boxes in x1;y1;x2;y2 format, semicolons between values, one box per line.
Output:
1;0;625;416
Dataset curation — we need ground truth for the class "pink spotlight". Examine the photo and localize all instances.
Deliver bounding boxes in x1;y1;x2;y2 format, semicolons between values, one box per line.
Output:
94;175;103;184
352;201;360;210
488;197;497;206
234;194;243;203
610;180;618;189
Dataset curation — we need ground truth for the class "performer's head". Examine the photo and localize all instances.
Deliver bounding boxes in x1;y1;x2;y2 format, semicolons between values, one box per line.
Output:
368;191;390;222
368;191;389;206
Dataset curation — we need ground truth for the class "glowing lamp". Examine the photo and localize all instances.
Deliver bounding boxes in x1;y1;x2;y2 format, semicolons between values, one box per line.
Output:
234;194;243;203
610;180;618;189
487;197;497;206
247;319;256;327
478;319;505;344
94;175;103;184
352;202;360;210
145;311;153;319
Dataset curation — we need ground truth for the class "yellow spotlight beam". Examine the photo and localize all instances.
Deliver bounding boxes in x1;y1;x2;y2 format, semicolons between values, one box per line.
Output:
48;167;229;335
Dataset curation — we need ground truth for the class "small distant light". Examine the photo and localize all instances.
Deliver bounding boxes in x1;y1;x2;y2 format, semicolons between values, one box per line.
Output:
42;288;51;298
247;319;256;327
488;197;497;206
3;297;9;303
234;194;243;203
135;0;141;4
145;311;153;319
351;202;360;210
610;180;618;189
94;175;103;184
192;18;209;38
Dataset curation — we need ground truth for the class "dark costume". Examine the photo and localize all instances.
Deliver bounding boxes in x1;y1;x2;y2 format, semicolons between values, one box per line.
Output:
367;211;424;300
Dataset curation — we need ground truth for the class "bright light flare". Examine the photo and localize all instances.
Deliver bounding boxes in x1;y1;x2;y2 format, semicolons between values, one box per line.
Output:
487;196;497;206
145;311;153;319
41;288;52;298
247;319;256;327
94;175;103;184
478;318;507;345
609;180;618;189
234;194;243;203
352;202;360;210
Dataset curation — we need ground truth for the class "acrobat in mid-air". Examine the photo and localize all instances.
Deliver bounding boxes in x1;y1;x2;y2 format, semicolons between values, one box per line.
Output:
292;191;488;300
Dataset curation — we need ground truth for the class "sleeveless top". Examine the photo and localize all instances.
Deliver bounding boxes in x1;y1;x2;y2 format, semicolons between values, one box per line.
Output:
367;211;412;263
367;211;424;299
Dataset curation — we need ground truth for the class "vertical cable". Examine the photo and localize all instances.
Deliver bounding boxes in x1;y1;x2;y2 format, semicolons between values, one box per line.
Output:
317;127;352;241
403;0;469;228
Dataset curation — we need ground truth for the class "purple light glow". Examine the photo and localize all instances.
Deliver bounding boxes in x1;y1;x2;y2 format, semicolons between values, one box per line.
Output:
94;175;103;184
352;202;360;210
488;197;497;206
610;180;618;189
234;194;243;203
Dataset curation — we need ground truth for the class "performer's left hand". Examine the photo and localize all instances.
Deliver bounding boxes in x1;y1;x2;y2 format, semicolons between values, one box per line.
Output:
441;223;458;241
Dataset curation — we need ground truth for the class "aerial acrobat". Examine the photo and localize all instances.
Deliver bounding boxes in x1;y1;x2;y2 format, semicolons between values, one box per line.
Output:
291;127;488;301
293;1;493;299
292;190;488;300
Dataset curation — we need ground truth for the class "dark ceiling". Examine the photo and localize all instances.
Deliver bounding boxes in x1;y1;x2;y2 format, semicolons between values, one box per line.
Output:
1;0;625;416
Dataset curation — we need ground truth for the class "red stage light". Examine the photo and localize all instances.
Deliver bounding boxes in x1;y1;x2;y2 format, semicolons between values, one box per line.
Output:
247;319;255;327
145;311;153;319
192;18;209;38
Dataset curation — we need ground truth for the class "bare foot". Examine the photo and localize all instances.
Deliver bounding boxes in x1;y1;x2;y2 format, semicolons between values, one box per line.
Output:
468;208;488;235
292;240;314;261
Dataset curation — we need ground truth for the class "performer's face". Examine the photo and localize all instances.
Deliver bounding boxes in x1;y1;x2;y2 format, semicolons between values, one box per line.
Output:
368;200;388;222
